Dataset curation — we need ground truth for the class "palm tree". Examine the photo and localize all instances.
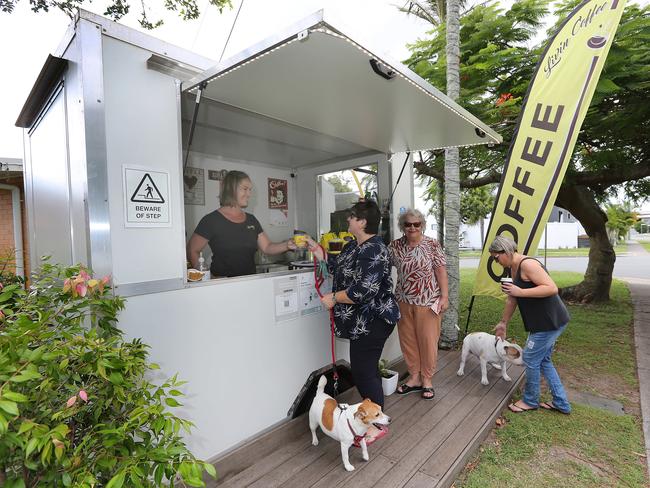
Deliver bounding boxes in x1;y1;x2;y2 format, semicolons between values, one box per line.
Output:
401;0;463;347
440;0;462;347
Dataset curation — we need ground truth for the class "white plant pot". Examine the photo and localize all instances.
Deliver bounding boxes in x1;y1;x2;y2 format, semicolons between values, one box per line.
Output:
381;370;399;396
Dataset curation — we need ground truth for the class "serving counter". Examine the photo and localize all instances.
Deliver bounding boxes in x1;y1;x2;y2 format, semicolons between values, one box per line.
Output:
120;267;402;458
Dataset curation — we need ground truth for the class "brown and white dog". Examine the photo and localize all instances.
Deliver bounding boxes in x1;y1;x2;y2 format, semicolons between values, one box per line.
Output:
309;375;391;471
457;332;524;385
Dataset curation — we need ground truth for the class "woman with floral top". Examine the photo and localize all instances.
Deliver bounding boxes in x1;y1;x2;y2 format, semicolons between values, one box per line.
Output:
308;200;399;444
389;209;448;400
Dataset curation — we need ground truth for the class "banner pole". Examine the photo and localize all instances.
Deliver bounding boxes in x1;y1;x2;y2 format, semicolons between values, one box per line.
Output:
463;295;476;338
544;222;548;267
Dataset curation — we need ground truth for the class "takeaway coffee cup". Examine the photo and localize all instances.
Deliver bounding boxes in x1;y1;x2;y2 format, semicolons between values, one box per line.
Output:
293;230;308;248
500;277;513;287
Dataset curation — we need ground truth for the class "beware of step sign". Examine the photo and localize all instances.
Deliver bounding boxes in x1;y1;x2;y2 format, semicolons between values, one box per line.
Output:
123;165;171;227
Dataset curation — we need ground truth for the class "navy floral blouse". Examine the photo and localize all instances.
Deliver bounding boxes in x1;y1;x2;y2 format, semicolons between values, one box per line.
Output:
328;235;400;340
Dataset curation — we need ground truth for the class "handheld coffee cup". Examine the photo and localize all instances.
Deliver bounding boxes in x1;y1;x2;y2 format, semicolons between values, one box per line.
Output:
293;230;308;248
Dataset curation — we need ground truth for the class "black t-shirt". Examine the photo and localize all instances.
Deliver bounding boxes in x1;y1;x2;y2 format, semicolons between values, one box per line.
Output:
194;210;263;277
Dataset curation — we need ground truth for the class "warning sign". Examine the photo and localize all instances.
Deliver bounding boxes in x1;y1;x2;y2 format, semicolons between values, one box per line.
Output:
123;166;171;227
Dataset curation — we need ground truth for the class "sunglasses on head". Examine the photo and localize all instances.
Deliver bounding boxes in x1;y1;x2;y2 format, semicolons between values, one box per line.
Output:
404;222;421;228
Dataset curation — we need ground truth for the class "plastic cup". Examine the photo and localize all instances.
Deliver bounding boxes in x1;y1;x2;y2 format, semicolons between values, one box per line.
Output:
500;277;513;286
293;234;308;248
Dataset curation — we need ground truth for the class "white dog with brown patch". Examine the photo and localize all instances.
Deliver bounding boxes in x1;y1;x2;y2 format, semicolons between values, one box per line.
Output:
309;375;391;471
457;332;524;385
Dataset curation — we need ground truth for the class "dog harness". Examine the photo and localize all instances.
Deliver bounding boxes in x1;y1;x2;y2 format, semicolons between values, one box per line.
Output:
338;404;366;444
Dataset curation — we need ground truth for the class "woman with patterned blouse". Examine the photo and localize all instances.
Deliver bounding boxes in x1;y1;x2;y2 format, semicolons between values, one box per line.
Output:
389;209;448;400
308;200;400;443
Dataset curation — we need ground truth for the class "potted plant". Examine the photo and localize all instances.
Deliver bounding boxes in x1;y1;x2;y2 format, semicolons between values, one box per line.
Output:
378;359;399;396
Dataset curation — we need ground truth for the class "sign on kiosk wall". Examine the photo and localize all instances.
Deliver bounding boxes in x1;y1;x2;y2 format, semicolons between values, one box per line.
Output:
473;0;627;299
122;165;171;227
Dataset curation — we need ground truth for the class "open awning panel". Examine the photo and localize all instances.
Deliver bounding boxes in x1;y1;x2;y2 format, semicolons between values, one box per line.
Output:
184;12;501;155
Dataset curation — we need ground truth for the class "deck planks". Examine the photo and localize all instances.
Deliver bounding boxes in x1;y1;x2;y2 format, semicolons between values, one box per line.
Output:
209;349;525;487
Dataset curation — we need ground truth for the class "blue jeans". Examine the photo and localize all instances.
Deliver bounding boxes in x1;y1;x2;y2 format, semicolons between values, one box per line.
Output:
522;324;571;413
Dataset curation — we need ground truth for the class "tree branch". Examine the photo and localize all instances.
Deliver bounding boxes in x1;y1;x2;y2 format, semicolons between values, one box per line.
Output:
414;161;501;188
568;163;650;187
415;160;650;191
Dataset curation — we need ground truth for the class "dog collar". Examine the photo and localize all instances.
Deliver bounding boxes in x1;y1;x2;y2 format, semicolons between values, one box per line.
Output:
338;404;366;444
346;418;366;444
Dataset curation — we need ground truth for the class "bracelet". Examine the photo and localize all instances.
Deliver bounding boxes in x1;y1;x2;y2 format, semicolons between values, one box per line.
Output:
331;292;337;304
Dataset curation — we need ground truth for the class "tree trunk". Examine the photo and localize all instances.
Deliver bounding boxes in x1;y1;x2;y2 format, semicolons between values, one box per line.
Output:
555;184;615;302
440;0;461;348
437;179;445;244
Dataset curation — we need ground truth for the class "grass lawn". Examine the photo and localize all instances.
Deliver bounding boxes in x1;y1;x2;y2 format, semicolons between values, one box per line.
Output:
459;243;628;258
640;241;650;252
455;269;647;487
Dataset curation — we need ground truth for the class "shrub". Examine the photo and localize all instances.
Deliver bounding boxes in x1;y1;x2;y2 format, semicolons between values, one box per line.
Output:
0;262;215;487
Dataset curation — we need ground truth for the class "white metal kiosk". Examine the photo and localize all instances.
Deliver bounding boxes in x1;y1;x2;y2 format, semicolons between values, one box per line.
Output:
17;9;501;460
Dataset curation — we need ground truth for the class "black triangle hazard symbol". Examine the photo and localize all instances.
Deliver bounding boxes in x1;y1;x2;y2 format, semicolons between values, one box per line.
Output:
131;174;165;203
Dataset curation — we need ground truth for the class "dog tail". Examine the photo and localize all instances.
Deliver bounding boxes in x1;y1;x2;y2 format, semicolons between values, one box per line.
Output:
317;375;327;392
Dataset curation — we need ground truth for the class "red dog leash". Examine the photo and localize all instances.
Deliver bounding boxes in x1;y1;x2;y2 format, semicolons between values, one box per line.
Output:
313;245;339;395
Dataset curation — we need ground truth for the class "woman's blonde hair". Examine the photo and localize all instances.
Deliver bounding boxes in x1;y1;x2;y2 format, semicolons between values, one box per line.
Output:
488;235;518;255
220;170;250;207
398;208;426;233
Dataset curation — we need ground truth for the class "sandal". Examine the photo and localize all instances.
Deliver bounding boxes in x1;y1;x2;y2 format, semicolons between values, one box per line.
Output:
396;383;423;395
421;387;435;401
539;401;571;415
507;401;538;413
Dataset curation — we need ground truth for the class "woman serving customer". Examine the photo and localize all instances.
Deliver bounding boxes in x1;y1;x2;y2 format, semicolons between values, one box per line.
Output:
187;170;296;278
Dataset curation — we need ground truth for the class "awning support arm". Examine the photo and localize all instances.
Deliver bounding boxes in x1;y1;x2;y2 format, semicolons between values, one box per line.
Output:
387;152;411;210
183;81;207;170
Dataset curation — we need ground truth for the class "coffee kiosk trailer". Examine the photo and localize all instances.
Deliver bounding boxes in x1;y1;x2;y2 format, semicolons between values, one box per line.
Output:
17;9;501;460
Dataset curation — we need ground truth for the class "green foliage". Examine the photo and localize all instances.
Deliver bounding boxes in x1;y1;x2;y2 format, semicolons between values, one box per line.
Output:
406;0;650;204
0;262;216;486
605;203;638;240
460;186;495;226
423;180;495;224
326;175;353;193
0;0;231;29
377;359;395;379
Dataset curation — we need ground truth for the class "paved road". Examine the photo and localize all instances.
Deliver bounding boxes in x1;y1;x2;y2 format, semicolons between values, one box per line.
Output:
460;241;650;282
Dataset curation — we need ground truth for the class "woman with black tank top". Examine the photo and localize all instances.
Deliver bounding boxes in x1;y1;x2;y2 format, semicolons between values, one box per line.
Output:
489;235;571;415
187;171;297;278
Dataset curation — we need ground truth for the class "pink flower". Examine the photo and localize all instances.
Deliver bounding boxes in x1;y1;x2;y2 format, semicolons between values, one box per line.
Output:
79;390;88;402
98;275;111;293
66;396;77;408
0;282;3;290
75;283;87;298
63;278;72;294
0;310;4;320
79;270;91;281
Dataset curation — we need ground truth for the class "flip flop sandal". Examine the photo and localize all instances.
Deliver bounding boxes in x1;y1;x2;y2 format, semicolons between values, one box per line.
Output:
539;402;571;415
508;402;538;413
396;383;423;395
421;387;435;401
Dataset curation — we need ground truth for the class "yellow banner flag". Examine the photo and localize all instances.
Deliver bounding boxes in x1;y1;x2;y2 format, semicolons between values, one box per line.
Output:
473;0;627;299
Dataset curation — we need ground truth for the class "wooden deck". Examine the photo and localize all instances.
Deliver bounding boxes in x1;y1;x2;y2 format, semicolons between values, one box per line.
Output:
208;350;524;488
